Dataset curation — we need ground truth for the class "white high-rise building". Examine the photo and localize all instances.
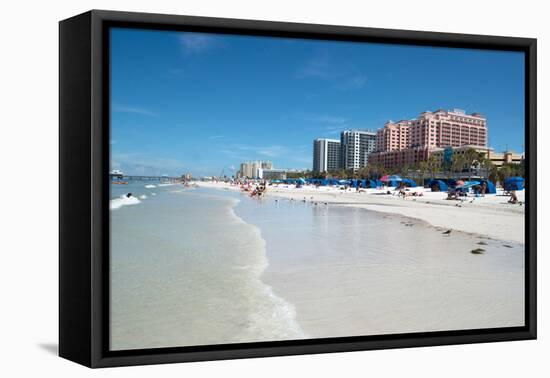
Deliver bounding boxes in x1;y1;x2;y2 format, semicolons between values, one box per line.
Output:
312;139;341;173
237;161;272;179
340;130;376;170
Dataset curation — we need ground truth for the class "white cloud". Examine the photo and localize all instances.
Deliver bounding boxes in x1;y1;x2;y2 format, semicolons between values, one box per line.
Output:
296;53;331;79
111;152;186;176
179;33;216;53
296;52;367;91
208;135;224;140
112;104;156;117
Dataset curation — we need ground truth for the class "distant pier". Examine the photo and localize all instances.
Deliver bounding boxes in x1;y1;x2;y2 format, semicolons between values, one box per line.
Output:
109;174;182;182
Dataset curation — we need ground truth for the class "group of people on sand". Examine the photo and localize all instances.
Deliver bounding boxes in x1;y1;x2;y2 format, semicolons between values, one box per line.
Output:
398;188;424;198
249;181;267;197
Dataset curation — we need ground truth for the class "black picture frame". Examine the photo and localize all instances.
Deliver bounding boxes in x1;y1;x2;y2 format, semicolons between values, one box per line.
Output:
59;9;537;368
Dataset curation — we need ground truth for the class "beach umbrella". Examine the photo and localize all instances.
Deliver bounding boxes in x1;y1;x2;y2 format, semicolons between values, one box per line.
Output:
457;180;480;189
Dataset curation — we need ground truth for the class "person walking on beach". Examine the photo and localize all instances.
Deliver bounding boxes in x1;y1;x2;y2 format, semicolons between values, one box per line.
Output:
508;190;518;204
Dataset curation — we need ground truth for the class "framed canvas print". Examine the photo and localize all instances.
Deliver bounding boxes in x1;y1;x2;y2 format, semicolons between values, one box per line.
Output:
59;10;537;368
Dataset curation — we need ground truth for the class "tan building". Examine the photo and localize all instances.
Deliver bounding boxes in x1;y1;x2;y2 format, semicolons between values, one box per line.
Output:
488;150;524;167
429;145;524;167
237;161;273;179
368;146;435;169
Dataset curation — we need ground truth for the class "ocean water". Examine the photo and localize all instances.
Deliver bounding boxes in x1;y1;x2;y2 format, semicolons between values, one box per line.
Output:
110;183;304;351
110;184;524;350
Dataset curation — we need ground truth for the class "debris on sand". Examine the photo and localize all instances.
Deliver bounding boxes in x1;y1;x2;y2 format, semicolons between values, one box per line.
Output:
471;248;485;254
502;244;513;248
442;230;452;235
477;241;488;245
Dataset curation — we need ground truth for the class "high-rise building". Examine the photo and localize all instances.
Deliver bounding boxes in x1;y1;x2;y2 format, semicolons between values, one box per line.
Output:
237;161;273;179
340;130;376;170
375;120;411;152
369;109;488;169
410;108;487;148
312;138;341;173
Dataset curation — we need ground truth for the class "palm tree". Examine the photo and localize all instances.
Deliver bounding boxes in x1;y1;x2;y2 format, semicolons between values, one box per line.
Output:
451;154;465;177
462;148;479;179
426;155;440;179
418;161;428;186
357;165;371;179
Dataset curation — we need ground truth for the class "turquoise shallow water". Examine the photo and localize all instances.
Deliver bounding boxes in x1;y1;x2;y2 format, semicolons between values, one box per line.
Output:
110;183;524;350
110;183;304;350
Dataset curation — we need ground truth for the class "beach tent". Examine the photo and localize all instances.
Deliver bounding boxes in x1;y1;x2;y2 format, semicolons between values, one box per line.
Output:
320;179;329;186
381;175;402;187
479;179;496;194
365;179;382;188
455;180;480;193
427;179;448;192
271;179;283;183
381;174;402;182
387;180;400;187
296;178;306;184
400;178;417;187
504;177;524;191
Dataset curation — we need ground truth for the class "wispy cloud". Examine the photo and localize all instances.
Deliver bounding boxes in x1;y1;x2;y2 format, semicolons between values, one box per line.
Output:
112;104;157;117
322;125;346;136
296;52;331;79
179;32;217;54
336;74;367;90
296;51;367;91
111;152;186;176
222;144;291;160
208;135;225;140
302;115;348;124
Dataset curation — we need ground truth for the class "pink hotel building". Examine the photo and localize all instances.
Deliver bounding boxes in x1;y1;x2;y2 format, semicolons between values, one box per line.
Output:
369;109;487;169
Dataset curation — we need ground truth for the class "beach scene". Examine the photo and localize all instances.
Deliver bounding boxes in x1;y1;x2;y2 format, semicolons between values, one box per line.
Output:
109;28;526;350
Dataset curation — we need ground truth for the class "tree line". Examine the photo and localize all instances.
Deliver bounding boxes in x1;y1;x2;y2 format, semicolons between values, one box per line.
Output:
287;148;524;184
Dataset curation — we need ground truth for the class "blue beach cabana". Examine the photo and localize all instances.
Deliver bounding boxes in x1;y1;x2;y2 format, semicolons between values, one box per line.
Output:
479;179;496;194
427;179;448;192
400;178;417;187
504;177;524;191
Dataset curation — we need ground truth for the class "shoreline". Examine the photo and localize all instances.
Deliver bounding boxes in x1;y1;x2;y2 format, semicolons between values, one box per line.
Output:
223;184;524;338
196;181;525;244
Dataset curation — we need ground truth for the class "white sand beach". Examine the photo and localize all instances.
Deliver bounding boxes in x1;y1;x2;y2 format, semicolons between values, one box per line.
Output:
197;181;525;244
191;181;525;338
111;181;525;347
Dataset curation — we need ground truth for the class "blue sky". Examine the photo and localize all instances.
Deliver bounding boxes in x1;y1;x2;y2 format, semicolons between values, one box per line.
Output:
110;28;525;177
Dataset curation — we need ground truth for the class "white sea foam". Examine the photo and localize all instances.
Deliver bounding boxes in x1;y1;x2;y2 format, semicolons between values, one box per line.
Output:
158;183;175;187
151;193;156;196
110;195;141;210
227;202;307;341
139;195;147;199
145;184;156;189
